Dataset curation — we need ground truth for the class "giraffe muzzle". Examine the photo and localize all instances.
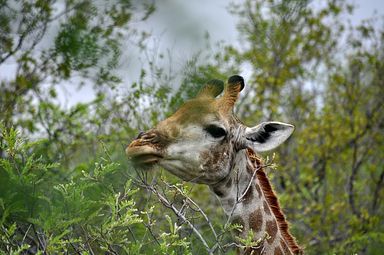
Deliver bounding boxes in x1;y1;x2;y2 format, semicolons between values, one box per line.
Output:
126;131;164;167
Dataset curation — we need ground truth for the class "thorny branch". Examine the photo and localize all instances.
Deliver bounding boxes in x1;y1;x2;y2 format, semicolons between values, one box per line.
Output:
130;169;240;254
130;157;274;254
372;168;384;213
134;175;213;254
224;161;273;229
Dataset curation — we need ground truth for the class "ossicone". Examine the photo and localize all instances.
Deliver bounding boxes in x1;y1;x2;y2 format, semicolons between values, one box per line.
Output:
228;75;245;91
197;79;224;98
219;74;245;113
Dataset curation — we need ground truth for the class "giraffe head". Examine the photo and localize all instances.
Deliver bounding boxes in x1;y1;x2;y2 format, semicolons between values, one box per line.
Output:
126;75;294;185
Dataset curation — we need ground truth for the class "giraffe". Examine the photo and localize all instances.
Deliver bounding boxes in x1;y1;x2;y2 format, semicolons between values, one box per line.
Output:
126;75;303;254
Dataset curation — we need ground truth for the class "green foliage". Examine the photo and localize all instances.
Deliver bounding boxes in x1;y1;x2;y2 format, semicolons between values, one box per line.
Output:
0;125;195;254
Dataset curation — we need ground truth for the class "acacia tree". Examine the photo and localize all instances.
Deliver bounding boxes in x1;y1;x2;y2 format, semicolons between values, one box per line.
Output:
0;0;158;163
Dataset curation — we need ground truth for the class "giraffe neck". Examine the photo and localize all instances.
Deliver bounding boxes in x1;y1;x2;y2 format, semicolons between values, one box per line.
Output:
209;149;300;255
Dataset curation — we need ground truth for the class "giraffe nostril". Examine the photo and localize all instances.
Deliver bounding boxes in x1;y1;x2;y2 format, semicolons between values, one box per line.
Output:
135;131;160;143
136;131;145;139
144;133;156;139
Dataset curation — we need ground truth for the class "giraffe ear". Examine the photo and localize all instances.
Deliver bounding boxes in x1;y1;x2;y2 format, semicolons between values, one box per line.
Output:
244;122;294;152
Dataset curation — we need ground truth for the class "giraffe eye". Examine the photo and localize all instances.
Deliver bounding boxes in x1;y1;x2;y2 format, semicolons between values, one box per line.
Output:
205;125;227;138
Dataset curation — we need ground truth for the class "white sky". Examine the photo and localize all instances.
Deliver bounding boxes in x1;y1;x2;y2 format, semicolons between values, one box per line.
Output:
1;0;383;108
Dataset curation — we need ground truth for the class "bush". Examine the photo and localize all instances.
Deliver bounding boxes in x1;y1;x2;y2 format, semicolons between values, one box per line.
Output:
0;125;194;254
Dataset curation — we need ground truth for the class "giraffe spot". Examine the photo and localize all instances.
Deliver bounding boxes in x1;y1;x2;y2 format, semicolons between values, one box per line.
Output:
266;220;278;244
244;245;263;255
274;246;283;255
201;141;230;174
280;239;291;254
227;198;235;208
225;177;232;188
211;148;225;168
249;208;263;232
212;186;225;197
231;216;245;235
242;186;253;204
263;201;271;215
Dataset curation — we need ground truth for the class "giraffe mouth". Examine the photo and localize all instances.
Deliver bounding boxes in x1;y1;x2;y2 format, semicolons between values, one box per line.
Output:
126;145;163;167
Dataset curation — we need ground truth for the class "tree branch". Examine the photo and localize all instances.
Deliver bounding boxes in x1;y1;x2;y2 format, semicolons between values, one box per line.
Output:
371;168;384;213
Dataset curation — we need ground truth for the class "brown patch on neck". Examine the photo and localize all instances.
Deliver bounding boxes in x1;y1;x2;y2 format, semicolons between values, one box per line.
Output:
249;208;263;232
266;220;277;244
274;246;284;255
225;177;233;188
231;216;245;236
242;186;254;204
212;185;225;197
246;148;302;255
263;201;271;215
243;246;263;255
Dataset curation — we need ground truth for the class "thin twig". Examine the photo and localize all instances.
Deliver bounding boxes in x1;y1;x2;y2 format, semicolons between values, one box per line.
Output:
165;181;219;238
224;164;266;229
138;180;213;254
21;224;32;245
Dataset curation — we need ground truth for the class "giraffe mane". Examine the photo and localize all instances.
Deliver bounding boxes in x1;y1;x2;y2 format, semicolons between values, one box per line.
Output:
246;148;303;255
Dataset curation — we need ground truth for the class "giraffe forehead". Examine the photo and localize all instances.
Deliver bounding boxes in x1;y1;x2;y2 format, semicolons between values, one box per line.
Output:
158;98;225;131
155;97;244;142
170;98;219;123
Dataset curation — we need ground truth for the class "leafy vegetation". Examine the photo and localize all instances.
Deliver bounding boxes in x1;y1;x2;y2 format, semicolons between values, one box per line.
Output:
1;0;383;254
